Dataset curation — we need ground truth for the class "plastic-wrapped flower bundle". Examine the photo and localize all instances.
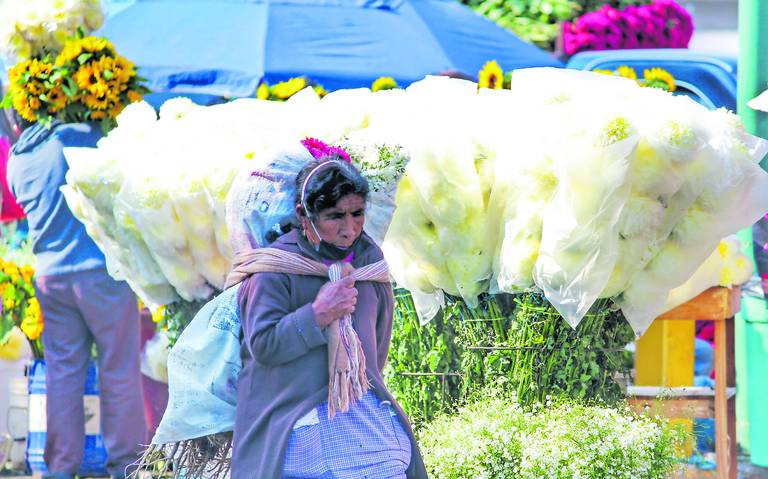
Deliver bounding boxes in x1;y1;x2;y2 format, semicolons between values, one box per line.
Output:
0;0;104;63
64;91;411;307
381;77;501;318
491;69;768;334
63;98;273;305
616;108;768;332
64;70;768;337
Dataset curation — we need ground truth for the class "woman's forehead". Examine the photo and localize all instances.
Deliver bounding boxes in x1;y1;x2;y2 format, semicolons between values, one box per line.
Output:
324;194;366;212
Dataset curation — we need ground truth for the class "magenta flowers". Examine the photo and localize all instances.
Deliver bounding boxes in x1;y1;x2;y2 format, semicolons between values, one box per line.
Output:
301;137;351;163
563;0;693;56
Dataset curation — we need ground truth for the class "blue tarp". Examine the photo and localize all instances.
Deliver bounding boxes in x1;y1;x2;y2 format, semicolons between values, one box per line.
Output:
98;0;563;97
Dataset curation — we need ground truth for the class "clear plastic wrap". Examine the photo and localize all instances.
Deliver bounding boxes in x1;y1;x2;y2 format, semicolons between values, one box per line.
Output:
61;184;178;307
490;122;557;294
169;173;230;289
533;113;638;327
62;145;179;306
225;146;313;253
618;117;768;336
383;120;496;318
116;171;213;302
663;236;753;313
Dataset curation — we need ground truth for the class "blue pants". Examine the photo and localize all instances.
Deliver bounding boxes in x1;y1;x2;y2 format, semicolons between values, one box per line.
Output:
35;269;147;478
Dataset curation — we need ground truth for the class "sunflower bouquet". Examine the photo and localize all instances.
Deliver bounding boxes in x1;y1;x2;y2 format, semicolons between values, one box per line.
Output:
2;34;150;131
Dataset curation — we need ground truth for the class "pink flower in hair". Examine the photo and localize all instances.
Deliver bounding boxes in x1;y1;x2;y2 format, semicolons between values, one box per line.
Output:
301;137;351;163
301;137;330;159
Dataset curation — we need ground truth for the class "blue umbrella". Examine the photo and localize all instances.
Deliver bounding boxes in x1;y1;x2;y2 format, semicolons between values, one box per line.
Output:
99;0;563;98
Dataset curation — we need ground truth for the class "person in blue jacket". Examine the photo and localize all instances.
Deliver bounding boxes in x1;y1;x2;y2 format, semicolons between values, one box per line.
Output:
6;117;146;479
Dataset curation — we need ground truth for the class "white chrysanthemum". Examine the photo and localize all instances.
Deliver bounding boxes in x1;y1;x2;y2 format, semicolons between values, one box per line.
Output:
159;97;200;122
0;0;104;63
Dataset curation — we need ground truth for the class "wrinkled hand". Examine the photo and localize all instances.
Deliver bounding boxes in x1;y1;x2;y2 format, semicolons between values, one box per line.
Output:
313;275;357;328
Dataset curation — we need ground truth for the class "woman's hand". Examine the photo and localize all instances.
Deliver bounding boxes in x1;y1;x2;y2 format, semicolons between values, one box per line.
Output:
312;275;358;328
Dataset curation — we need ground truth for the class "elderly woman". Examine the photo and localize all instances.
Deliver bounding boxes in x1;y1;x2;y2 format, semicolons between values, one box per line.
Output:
231;158;428;479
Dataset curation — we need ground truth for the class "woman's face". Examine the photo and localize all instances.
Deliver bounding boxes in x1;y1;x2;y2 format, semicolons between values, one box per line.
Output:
303;194;366;248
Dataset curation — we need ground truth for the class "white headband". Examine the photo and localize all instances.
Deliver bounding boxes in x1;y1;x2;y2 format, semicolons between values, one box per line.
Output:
300;160;336;217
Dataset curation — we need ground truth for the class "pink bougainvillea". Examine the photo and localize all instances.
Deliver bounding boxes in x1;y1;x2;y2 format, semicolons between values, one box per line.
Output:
563;0;693;57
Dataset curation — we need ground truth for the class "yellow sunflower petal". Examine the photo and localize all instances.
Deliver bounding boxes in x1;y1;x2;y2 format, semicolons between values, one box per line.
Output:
478;60;504;90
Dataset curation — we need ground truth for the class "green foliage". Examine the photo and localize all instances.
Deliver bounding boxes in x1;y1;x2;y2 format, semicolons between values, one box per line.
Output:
386;290;634;425
457;292;634;407
420;390;685;479
158;299;207;347
385;289;463;425
456;0;651;51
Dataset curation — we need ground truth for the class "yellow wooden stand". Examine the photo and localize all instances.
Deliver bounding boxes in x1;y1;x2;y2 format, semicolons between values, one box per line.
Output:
629;287;740;479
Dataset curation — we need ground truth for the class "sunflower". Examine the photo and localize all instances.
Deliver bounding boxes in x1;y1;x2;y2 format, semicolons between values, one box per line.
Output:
8;60;29;84
256;82;270;100
27;59;53;78
24;80;45;96
273;77;307;100
643;67;676;92
313;85;327;98
83;92;110;110
478;60;504;89
127;90;143;103
90;110;106;120
108;102;125;119
75;63;102;91
616;65;638;80
593;69;615;76
20;265;34;284
28;97;42;111
372;76;399;92
79;36;115;55
20;297;43;341
12;93;37;122
56;40;84;66
100;55;134;85
46;86;69;113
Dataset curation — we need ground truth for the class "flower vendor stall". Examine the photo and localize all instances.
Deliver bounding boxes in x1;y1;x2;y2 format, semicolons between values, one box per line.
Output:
59;65;768;477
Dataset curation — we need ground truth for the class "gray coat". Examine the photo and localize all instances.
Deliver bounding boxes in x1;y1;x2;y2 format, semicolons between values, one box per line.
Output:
232;230;428;479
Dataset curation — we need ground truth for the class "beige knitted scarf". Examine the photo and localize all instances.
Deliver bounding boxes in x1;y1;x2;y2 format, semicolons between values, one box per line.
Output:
226;247;390;417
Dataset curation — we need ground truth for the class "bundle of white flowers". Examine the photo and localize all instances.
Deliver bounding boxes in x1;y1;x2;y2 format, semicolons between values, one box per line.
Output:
63;70;768;335
63;94;408;307
420;394;683;479
0;0;104;63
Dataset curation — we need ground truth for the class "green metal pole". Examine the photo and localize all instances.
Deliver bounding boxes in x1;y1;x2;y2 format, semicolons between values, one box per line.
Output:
738;0;768;467
738;0;768;150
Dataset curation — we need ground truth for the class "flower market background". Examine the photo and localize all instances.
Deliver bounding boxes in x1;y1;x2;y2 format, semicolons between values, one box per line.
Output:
1;0;768;478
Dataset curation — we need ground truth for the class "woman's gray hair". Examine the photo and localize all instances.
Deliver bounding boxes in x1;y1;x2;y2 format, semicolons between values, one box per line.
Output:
295;158;369;219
